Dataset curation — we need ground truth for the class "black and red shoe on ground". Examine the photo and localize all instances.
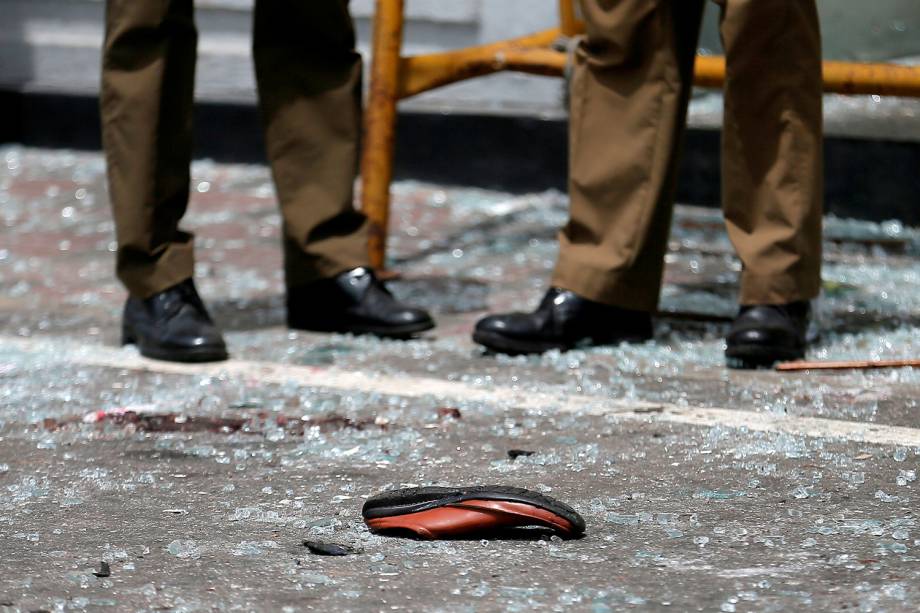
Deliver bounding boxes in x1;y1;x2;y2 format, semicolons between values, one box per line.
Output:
362;486;586;539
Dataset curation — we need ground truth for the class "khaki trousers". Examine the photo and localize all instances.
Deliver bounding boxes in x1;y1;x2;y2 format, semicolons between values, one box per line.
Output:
553;0;824;311
101;0;368;298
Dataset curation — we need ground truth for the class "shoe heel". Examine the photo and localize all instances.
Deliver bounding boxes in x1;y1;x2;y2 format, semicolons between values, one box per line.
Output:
121;323;137;346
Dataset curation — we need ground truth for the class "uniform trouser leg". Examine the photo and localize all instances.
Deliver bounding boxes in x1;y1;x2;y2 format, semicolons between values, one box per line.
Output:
718;0;824;305
553;0;824;312
552;0;705;312
252;0;369;290
101;0;198;298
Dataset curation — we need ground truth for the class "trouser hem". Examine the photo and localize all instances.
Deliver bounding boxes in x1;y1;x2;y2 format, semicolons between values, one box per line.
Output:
739;271;821;306
551;257;660;312
117;241;196;299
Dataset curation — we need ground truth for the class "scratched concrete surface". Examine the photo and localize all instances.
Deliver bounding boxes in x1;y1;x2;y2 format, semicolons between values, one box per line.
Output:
1;146;920;612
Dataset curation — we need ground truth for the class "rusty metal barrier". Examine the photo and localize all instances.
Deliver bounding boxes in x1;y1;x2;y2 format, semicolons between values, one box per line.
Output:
360;0;920;269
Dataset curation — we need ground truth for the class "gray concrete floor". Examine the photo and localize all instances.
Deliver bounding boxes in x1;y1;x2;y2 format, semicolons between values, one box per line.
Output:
1;146;919;612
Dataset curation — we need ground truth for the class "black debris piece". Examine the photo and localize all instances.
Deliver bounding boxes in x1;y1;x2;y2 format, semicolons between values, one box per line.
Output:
303;541;354;556
93;561;111;578
436;407;463;420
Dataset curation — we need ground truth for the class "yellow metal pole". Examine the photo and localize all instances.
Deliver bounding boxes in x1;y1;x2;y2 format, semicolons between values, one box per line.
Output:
559;0;580;37
398;29;564;98
361;0;405;271
821;59;920;97
400;47;920;100
695;56;920;97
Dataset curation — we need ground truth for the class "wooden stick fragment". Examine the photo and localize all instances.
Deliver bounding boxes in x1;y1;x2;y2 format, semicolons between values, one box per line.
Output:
776;359;920;372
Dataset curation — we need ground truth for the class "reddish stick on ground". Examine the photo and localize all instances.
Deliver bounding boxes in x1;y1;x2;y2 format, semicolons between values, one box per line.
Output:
776;359;920;372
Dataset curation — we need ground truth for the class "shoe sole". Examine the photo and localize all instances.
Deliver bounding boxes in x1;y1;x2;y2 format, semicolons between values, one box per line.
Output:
287;319;435;339
472;330;569;355
472;329;650;356
122;328;229;364
725;343;804;370
363;485;586;539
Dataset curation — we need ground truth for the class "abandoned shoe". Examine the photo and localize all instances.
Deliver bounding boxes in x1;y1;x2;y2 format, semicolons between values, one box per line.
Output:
725;301;810;368
363;485;586;539
122;278;228;363
287;267;434;338
473;287;653;355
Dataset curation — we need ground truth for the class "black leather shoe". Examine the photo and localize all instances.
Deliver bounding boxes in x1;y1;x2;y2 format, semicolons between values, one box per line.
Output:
287;267;435;338
725;301;810;368
122;279;228;363
473;287;653;355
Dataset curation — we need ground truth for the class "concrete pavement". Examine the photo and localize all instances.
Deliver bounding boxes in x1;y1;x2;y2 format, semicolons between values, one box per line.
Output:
1;146;919;612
